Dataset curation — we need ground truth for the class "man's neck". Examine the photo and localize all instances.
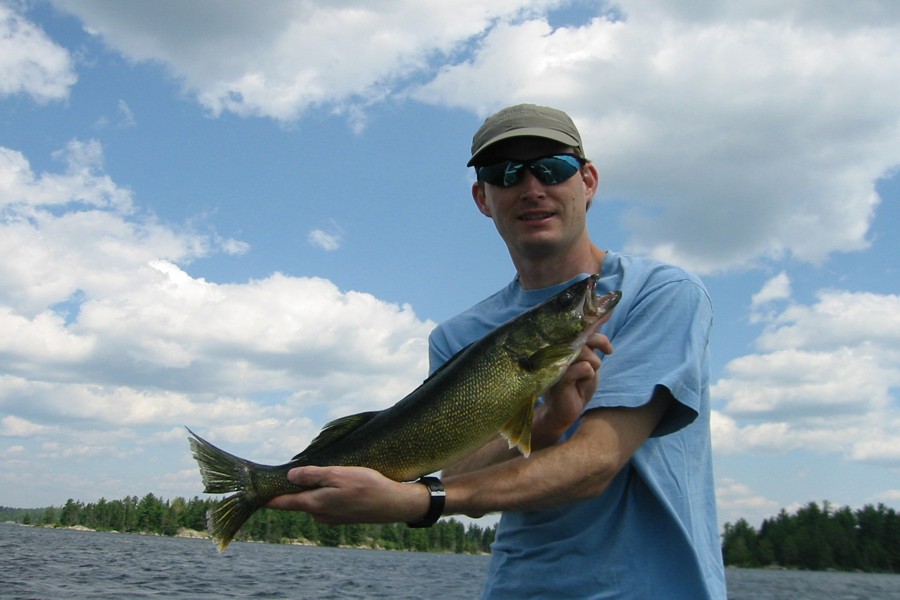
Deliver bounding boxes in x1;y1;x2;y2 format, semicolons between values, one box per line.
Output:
514;243;606;290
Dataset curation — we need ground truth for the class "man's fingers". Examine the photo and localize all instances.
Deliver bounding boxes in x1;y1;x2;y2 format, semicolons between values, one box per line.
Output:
287;465;329;487
587;332;613;355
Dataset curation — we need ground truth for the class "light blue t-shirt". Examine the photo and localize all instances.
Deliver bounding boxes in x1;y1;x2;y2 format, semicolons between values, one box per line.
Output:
428;251;726;600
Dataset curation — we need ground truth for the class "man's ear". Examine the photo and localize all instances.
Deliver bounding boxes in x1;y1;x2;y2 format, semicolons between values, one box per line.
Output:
582;162;600;195
472;181;492;217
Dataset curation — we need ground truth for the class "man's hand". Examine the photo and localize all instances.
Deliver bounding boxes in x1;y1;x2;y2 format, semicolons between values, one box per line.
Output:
265;465;430;525
531;332;612;449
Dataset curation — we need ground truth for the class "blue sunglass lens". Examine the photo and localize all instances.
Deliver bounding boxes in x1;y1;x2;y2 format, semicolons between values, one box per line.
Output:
477;154;583;187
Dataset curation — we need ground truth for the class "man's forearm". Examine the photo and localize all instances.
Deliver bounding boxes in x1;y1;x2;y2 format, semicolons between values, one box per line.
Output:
441;397;671;519
442;424;614;518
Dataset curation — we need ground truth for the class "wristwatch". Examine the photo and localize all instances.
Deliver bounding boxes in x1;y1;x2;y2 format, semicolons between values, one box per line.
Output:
406;476;446;528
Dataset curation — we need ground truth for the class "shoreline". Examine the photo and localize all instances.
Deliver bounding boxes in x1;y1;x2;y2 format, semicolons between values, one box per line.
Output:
5;521;483;553
7;521;210;540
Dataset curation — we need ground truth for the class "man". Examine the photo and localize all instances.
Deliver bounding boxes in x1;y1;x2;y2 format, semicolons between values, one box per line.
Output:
269;104;726;599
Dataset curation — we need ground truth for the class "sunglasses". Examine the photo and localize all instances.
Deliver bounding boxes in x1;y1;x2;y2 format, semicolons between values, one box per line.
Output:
476;153;587;188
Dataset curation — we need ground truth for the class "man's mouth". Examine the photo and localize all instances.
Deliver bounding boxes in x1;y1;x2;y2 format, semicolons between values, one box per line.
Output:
519;212;554;222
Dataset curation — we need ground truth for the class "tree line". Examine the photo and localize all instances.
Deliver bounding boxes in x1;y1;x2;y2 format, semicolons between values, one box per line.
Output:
722;501;900;573
11;496;898;569
0;494;495;554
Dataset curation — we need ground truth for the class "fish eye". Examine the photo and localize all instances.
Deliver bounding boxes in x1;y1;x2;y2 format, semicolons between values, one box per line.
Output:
557;291;575;306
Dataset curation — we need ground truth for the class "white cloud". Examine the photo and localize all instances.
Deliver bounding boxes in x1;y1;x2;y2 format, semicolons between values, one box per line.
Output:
308;224;343;251
0;140;434;470
116;99;136;127
52;0;555;120
0;444;25;457
416;3;900;274
91;99;137;129
750;272;793;324
850;430;900;465
0;2;77;102
716;477;780;527
714;348;890;417
0;141;246;316
873;489;900;504
713;288;900;465
0;139;132;215
757;290;900;351
40;1;900;274
1;415;53;437
752;272;791;308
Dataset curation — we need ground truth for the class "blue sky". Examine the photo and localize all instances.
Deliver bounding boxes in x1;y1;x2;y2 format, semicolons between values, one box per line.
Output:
1;0;898;530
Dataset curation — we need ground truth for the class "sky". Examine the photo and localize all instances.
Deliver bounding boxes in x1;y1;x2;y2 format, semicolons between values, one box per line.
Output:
1;0;898;531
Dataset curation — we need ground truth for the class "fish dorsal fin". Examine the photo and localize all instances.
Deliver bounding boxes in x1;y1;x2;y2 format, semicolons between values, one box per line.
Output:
517;343;576;373
293;411;379;460
500;397;536;458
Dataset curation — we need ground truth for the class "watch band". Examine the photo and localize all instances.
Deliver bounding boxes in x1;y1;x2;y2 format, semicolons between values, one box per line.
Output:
406;476;446;528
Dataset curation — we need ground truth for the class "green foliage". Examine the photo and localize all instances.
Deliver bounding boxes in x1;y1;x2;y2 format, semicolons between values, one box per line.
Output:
1;496;496;554
722;501;900;573
0;506;47;524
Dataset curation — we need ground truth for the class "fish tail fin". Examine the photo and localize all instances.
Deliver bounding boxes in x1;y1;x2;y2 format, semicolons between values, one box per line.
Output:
186;427;254;494
207;493;258;552
186;427;261;551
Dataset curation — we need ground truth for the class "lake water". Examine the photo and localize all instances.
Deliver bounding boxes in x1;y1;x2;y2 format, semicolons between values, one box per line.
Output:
2;522;899;599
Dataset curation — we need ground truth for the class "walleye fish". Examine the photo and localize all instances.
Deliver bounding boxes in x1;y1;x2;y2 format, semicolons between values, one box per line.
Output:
188;275;621;551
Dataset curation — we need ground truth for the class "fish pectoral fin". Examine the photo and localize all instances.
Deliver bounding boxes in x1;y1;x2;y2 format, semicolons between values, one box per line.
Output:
293;411;380;459
518;344;576;373
500;397;536;458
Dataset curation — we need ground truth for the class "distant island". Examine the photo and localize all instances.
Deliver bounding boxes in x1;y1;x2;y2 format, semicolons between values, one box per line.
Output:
0;494;495;554
721;501;899;573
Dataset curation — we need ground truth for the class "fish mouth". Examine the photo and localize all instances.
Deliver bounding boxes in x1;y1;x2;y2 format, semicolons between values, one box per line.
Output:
581;275;621;325
582;275;600;318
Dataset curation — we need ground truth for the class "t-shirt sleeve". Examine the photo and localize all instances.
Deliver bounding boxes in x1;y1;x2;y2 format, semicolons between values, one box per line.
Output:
587;277;713;437
427;326;453;375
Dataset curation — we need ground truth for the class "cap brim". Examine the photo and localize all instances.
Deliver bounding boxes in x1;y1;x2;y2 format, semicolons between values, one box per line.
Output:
467;127;581;166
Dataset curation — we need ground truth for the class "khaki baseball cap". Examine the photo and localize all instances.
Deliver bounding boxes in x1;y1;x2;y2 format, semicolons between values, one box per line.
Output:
467;103;583;167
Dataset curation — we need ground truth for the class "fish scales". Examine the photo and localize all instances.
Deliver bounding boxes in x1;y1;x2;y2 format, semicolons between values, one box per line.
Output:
296;329;547;479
